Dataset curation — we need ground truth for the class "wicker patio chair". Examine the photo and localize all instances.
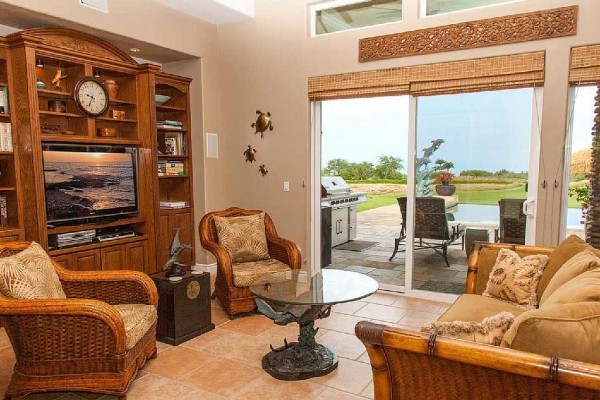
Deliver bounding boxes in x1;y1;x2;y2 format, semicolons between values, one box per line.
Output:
0;241;158;400
389;197;465;267
199;207;302;317
495;198;527;245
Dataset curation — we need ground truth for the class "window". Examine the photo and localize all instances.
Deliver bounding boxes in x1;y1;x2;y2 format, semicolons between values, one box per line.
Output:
312;0;402;36
424;0;522;17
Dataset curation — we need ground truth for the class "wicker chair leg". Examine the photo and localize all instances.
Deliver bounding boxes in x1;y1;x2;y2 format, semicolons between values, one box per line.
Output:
149;348;158;359
389;238;401;261
442;245;450;268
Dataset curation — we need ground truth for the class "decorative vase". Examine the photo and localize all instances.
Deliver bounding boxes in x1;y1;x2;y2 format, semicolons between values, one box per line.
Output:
104;79;119;100
435;184;456;196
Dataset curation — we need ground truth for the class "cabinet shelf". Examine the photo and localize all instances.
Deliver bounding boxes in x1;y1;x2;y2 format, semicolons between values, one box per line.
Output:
39;110;83;118
0;187;16;191
110;99;136;106
158;154;187;159
47;215;146;235
159;174;189;179
156;105;186;112
157;127;187;133
0;151;13;156
37;89;71;98
0;227;22;237
97;117;137;124
41;134;141;146
49;235;147;256
0;113;10;119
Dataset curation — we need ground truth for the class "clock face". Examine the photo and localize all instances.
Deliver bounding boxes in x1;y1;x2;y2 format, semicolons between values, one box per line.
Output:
74;78;109;116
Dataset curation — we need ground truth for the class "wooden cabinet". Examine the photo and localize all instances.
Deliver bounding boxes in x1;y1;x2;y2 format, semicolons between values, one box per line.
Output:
52;254;73;269
157;209;193;269
72;249;101;271
101;245;126;271
126;241;147;272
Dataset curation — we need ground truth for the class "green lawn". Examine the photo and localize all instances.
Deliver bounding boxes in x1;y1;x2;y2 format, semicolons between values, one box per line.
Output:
357;185;581;212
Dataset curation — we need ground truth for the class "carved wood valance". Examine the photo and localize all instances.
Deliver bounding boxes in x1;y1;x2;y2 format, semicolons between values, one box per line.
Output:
309;51;545;101
359;6;577;62
570;45;600;85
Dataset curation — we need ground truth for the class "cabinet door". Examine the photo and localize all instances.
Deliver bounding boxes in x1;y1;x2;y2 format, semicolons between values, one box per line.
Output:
331;208;346;247
101;245;126;271
157;214;171;268
172;210;193;265
72;249;101;271
126;241;148;273
52;254;73;270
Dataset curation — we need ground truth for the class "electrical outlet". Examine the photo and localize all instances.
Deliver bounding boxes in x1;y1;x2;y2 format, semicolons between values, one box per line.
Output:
283;181;290;192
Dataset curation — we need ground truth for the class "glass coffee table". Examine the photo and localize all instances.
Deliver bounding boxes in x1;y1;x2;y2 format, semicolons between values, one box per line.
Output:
250;269;378;380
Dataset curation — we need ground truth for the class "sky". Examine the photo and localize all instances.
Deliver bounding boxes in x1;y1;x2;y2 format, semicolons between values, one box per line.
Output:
321;86;596;174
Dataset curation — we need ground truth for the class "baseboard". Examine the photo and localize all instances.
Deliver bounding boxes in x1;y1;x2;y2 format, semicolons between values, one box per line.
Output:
192;263;217;274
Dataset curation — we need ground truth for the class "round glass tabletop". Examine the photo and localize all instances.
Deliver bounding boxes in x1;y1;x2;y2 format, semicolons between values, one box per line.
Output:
249;269;379;306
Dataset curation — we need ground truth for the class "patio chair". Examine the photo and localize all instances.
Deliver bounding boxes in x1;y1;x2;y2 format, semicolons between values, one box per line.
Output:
389;197;465;267
495;198;526;244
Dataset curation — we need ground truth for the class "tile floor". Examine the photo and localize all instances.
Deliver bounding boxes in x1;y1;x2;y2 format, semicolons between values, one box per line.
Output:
0;290;451;400
327;204;469;293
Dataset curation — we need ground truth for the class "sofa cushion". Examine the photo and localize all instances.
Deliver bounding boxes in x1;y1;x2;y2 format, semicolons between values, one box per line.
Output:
232;258;291;287
483;249;548;309
539;250;600;305
114;304;157;350
537;235;596;300
421;312;515;346
213;212;270;263
501;302;600;364
438;294;525;323
542;268;600;307
0;242;66;300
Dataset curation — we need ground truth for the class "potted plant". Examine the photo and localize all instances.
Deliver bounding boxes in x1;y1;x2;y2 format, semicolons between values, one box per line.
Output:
435;172;456;196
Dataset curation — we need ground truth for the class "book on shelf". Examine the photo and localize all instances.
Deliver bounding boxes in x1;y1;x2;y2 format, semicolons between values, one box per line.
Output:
0;86;8;115
164;133;186;156
157;120;183;129
0;196;7;227
160;201;188;209
0;123;12;152
165;161;185;176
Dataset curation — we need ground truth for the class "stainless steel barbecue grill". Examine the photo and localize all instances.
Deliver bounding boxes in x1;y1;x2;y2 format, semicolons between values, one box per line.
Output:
321;176;367;247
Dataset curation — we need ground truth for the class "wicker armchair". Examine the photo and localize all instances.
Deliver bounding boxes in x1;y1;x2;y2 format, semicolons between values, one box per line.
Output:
0;242;158;400
199;207;302;317
390;197;465;267
495;198;527;244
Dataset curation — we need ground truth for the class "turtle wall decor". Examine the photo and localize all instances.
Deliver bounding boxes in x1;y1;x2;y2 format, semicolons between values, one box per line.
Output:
251;110;274;138
259;164;269;176
243;145;257;163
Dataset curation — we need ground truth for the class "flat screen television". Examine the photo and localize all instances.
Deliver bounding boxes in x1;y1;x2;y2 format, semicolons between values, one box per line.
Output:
42;145;139;224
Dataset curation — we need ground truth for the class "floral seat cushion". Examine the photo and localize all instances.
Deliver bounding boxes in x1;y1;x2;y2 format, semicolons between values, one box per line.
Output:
114;304;157;350
232;258;291;287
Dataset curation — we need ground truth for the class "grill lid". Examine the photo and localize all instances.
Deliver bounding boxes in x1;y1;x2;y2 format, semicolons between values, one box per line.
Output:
321;176;351;195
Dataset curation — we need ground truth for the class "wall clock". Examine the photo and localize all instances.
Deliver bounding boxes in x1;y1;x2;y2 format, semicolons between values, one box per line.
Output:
73;77;109;117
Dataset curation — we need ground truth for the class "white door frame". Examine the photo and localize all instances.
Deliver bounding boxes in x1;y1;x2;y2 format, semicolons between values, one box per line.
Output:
310;101;322;276
559;86;580;240
524;87;543;244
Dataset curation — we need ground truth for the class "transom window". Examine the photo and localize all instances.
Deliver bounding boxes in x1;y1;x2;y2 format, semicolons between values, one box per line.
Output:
424;0;524;17
312;0;403;36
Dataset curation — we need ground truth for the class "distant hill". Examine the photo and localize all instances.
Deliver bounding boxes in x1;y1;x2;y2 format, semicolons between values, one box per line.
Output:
571;148;592;175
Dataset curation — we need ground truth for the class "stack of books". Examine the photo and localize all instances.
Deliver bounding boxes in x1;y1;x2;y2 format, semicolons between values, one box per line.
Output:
165;160;185;176
0;196;8;227
157;120;183;130
160;201;187;209
0;123;12;151
0;86;9;115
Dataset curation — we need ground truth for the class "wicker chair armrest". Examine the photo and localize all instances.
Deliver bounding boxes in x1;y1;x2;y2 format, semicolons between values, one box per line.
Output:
267;235;302;270
204;243;235;283
0;298;127;354
56;268;158;307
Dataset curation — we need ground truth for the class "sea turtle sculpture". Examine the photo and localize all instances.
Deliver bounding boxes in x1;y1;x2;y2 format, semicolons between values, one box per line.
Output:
259;164;268;176
251;110;274;138
243;145;257;163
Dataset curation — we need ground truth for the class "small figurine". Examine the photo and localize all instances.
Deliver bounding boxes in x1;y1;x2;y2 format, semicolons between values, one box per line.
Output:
162;228;192;277
243;145;257;163
259;164;268;176
251;110;274;138
51;68;68;90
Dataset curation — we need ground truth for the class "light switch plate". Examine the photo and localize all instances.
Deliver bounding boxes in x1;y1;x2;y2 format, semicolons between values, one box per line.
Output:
206;133;218;158
283;181;290;192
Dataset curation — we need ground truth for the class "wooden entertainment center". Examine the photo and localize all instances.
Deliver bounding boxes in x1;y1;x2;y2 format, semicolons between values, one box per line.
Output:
0;28;196;273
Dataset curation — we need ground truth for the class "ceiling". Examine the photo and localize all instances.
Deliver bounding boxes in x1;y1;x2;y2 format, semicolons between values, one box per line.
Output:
152;0;254;25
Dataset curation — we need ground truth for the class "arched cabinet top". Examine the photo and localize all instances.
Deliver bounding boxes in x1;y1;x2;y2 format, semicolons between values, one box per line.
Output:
7;28;137;65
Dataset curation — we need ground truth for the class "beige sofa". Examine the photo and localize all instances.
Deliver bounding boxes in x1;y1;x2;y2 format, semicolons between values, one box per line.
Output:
356;236;600;399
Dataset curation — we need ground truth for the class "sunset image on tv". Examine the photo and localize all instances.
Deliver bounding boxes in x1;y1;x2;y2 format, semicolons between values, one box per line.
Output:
43;150;137;222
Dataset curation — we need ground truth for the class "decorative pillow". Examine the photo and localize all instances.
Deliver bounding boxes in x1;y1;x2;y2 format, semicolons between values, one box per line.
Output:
542;268;600;307
420;312;515;346
501;302;600;365
539;250;600;305
483;249;548;310
213;212;270;263
0;242;66;299
537;235;596;299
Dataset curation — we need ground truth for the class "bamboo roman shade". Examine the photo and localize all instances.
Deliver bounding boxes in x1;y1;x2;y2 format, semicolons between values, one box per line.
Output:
570;45;600;85
308;52;545;101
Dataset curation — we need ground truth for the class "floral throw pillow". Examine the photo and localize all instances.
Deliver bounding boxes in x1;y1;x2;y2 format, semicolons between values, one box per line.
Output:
213;212;270;263
421;312;515;346
483;249;548;309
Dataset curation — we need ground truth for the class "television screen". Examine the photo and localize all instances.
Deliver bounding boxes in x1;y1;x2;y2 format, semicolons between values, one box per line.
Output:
43;145;138;223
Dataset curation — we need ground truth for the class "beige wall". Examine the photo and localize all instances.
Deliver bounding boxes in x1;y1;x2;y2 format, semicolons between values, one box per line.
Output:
215;0;600;259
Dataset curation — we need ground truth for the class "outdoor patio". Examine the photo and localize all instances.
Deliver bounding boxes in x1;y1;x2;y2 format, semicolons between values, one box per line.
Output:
325;204;471;295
